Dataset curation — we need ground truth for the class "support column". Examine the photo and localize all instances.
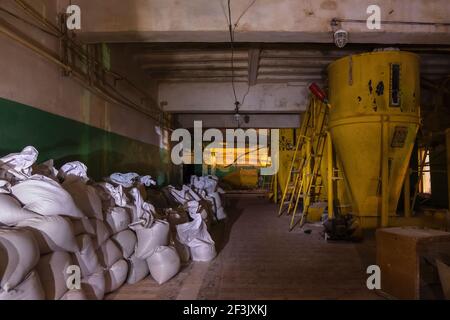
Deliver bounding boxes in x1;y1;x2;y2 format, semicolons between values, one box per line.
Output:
381;118;390;228
327;132;334;220
403;168;411;218
446;128;450;211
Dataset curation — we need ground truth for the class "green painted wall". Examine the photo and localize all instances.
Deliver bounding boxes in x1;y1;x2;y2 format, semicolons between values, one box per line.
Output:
0;98;179;185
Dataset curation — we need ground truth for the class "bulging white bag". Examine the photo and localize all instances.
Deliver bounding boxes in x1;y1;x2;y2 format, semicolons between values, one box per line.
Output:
0;271;45;300
190;244;217;262
131;219;170;259
11;175;84;218
105;207;131;234
146;246;180;285
0;146;38;181
176;215;217;262
72;235;101;277
60;289;87;300
36;251;73;300
97;239;122;269
126;254;149;285
71;218;95;236
58;161;88;181
63;180;103;220
17;216;78;254
105;259;128;293
0;228;40;291
82;271;106;300
111;230;137;259
0;194;39;226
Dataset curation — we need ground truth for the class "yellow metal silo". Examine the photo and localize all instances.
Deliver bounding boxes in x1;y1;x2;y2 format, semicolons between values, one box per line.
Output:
328;51;421;228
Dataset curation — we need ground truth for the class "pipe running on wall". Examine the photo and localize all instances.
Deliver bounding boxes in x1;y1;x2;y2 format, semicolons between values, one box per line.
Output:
1;0;170;128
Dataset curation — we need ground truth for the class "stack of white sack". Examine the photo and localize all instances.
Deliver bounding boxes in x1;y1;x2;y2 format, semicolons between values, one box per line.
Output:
167;185;216;229
11;161;89;299
0;150;89;300
130;213;180;285
191;175;227;221
57;162;114;300
0;147;193;298
176;201;217;262
164;183;218;263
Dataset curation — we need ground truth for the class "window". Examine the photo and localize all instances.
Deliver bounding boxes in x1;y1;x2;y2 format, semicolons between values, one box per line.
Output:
418;148;431;194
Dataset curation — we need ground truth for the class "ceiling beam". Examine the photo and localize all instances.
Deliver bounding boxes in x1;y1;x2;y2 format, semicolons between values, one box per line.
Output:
248;48;261;86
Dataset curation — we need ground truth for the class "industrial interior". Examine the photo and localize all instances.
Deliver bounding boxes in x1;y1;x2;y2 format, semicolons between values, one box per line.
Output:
0;0;450;301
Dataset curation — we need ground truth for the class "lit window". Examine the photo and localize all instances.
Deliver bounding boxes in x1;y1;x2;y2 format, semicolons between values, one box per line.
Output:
418;148;431;194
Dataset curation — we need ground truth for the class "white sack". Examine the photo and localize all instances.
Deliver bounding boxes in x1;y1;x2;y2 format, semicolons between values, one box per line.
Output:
72;235;101;277
90;219;111;248
176;215;216;262
111;230;137;259
146;246;180;285
71;218;95;236
0;194;39;226
97;239;122;269
63;180;103;220
129;188;145;221
126;254;149;285
81;271;105;300
140;175;156;187
109;172;139;188
184;185;202;202
168;186;188;204
95;183;128;207
36;251;73;300
187;200;209;221
0;228;40;291
105;259;128;293
190;244;217;262
208;192;227;221
105;207;130;234
60;289;87;300
58;161;88;182
17;216;78;254
0;271;45;300
0;146;38;181
131;219;170;259
11;175;84;218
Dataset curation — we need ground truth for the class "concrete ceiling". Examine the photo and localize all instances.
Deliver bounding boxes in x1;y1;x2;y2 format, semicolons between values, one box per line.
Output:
121;43;450;85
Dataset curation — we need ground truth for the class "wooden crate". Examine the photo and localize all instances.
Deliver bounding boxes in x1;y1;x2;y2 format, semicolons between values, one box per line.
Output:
376;227;450;299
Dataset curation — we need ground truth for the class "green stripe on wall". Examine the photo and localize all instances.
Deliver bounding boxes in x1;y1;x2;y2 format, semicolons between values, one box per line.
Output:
0;98;179;185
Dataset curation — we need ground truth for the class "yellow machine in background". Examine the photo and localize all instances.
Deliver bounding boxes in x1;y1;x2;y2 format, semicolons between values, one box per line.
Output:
275;50;426;230
328;51;421;228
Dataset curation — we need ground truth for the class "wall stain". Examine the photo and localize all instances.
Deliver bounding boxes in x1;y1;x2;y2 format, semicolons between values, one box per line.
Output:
320;0;337;10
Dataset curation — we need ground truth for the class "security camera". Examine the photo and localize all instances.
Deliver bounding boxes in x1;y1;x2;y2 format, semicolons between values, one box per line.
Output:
334;29;348;48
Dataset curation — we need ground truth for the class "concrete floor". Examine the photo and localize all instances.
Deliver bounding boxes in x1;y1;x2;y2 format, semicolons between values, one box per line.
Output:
107;196;381;300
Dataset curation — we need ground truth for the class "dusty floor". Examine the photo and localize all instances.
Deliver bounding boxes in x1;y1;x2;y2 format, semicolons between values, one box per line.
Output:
107;196;381;300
